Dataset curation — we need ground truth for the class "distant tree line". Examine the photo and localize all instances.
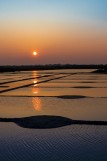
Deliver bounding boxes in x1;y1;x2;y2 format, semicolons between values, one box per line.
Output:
0;64;107;73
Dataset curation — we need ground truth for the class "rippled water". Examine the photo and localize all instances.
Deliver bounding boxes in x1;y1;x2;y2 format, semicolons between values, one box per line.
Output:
0;69;107;161
0;123;107;161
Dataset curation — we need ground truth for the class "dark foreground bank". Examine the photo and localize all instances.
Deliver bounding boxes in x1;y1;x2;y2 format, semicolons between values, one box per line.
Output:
0;115;107;129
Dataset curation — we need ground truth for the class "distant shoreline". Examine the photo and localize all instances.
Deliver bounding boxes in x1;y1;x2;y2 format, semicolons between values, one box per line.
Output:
0;64;106;73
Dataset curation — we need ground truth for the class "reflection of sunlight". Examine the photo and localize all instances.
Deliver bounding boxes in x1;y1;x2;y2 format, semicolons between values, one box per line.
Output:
32;71;38;86
33;80;38;87
34;80;37;84
32;71;42;111
33;71;38;77
34;84;37;87
33;91;38;94
32;97;42;111
32;87;40;94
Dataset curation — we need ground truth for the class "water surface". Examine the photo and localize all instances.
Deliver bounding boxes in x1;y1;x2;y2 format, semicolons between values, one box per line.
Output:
0;69;107;161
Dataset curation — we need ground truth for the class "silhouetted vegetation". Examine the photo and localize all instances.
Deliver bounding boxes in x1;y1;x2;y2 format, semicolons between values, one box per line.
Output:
92;67;107;74
0;64;106;73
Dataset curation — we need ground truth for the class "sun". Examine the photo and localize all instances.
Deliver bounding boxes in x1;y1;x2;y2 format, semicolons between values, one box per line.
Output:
33;51;38;56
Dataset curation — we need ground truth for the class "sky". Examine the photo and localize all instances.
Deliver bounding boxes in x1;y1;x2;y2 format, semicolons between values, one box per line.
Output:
0;0;107;65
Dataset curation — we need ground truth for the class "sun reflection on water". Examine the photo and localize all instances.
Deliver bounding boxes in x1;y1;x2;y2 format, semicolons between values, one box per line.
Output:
33;71;38;87
32;97;42;111
33;71;38;77
32;87;39;94
32;86;42;111
31;71;42;111
33;80;37;84
32;71;39;93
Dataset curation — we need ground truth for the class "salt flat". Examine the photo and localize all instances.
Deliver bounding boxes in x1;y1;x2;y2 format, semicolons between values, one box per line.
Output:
0;69;107;161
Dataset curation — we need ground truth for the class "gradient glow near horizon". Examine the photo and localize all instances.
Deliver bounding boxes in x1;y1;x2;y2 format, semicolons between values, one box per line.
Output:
0;0;107;65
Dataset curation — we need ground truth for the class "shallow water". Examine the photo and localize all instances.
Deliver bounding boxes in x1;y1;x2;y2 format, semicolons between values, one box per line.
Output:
2;86;107;97
0;97;107;121
0;123;107;161
0;69;107;161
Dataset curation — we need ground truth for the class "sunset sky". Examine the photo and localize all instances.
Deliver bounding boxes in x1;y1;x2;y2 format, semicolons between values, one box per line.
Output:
0;0;107;65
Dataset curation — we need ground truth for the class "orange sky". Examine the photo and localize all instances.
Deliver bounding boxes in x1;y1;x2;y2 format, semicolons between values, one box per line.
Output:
0;0;107;65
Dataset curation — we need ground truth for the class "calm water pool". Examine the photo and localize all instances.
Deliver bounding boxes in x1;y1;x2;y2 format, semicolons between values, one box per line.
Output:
0;69;107;161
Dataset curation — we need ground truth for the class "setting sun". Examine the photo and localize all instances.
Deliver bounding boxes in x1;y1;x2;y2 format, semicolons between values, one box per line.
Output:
33;51;38;56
